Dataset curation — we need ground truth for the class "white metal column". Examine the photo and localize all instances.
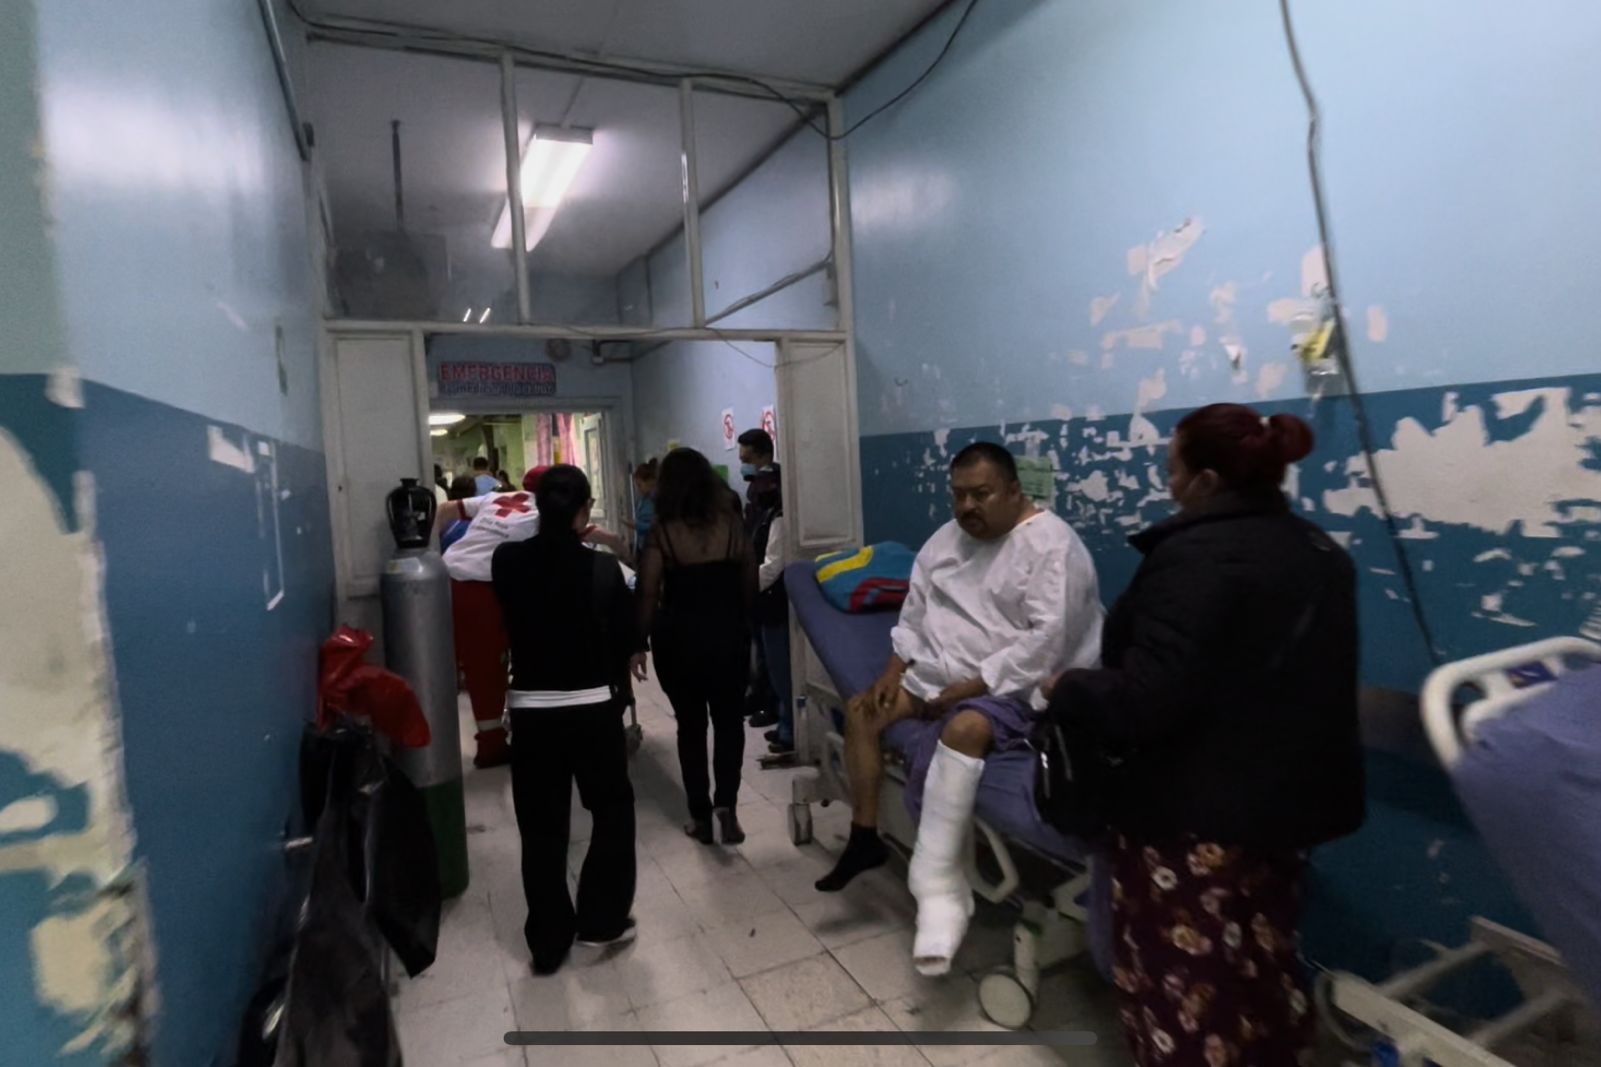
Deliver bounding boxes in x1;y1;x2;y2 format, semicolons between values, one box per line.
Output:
678;78;706;327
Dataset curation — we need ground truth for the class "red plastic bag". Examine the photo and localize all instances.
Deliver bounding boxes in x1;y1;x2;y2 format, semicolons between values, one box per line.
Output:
317;626;431;748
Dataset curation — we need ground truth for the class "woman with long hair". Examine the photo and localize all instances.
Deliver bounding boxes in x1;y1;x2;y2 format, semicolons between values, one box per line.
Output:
1045;404;1364;1066
637;449;757;844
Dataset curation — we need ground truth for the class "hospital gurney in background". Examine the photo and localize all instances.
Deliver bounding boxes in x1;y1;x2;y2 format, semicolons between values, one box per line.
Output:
781;562;1109;1029
1326;636;1601;1066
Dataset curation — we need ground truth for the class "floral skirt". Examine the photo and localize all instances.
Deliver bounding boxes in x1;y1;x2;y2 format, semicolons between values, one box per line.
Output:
1110;834;1313;1067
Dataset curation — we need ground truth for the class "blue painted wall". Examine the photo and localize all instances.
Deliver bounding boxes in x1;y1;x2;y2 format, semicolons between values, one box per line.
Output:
837;0;1601;983
9;1;336;1061
633;340;778;465
621;122;830;466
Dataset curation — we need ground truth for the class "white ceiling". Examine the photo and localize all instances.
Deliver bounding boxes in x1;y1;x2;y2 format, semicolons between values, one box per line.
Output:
303;0;947;86
305;0;944;286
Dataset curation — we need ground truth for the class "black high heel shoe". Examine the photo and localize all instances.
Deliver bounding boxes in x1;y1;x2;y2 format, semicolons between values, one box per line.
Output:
685;817;715;844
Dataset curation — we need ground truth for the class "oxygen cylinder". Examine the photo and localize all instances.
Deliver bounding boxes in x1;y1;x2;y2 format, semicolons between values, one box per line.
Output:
380;478;469;898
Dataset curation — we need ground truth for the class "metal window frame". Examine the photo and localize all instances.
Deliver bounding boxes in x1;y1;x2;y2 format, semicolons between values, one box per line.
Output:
304;21;851;338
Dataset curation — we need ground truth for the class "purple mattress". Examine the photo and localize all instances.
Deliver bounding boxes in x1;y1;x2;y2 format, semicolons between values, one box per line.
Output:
1453;668;1601;1015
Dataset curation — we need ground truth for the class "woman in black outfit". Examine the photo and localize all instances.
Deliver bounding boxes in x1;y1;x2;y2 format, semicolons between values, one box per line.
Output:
1045;404;1364;1067
491;464;647;976
637;448;758;845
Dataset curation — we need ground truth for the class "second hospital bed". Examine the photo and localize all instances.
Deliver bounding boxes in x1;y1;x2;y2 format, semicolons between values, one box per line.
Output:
781;562;1111;1028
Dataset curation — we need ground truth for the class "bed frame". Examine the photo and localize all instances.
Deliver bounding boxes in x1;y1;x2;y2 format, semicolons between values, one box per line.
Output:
1324;636;1601;1065
784;623;1093;1029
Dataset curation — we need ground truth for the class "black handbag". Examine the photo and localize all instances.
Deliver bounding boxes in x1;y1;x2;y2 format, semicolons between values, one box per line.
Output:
1031;696;1123;840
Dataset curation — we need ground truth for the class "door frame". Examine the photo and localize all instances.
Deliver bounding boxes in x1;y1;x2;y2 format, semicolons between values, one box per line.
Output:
775;337;864;558
319;326;431;605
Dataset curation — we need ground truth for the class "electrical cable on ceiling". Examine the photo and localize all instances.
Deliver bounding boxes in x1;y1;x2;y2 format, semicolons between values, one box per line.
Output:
286;0;979;140
1278;0;1443;666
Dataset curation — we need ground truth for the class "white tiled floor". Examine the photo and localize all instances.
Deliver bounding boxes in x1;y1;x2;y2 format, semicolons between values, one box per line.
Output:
391;675;1126;1067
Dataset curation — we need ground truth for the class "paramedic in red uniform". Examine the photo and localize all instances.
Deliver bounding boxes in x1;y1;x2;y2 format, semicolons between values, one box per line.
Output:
440;466;549;767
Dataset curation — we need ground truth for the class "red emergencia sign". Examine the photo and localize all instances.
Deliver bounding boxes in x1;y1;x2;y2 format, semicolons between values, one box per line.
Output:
438;361;556;398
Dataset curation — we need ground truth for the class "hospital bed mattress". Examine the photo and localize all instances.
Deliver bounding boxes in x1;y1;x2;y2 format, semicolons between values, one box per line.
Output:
787;563;1085;867
1452;668;1601;1014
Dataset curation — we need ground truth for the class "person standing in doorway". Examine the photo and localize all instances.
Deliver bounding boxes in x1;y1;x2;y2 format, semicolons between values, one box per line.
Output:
739;430;783;730
637;448;757;845
439;466;549;767
472;455;498;495
439;474;479;553
739;429;792;755
624;459;659;562
492;464;646;976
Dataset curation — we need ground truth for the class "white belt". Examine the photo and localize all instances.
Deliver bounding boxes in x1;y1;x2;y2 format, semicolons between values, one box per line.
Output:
507;686;613;709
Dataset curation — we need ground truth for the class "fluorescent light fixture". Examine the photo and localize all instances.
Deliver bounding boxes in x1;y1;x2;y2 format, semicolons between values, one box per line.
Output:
491;125;594;252
428;412;465;427
430;428;448;437
478;307;492;324
462;308;472;322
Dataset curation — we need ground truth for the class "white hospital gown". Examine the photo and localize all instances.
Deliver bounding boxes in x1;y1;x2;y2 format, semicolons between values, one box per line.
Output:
891;510;1103;707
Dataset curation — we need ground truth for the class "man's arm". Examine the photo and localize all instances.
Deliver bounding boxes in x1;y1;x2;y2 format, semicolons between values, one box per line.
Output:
434;494;484;536
758;515;786;591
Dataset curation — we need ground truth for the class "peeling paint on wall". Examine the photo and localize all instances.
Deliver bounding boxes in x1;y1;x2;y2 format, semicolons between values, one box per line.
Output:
0;429;149;1058
1367;305;1390;343
1322;387;1601;537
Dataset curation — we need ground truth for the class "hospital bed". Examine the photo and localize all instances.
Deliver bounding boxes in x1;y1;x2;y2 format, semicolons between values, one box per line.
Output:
782;563;1109;1028
1325;636;1601;1066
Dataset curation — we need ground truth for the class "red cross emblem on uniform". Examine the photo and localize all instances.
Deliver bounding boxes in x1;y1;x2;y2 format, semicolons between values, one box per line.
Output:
493;493;532;517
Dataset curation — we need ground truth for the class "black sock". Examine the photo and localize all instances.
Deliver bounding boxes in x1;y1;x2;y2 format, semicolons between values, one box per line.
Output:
814;824;887;892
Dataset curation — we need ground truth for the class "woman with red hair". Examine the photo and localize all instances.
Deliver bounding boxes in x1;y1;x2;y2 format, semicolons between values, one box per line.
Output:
1045;404;1364;1066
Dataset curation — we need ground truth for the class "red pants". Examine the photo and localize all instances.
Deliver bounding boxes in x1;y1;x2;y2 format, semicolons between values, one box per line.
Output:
450;579;509;737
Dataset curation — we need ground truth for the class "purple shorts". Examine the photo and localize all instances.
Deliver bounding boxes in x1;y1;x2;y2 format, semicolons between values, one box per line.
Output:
890;694;1037;818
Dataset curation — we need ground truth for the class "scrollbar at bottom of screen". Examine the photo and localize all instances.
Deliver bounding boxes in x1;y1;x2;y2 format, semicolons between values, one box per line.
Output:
504;1031;1098;1047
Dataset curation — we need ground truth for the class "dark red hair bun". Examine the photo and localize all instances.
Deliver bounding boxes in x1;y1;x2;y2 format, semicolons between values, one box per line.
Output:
1266;413;1315;464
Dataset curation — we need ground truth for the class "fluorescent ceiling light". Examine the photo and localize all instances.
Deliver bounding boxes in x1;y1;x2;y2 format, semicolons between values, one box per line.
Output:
430;428;448;437
478;307;492;324
429;412;465;427
461;308;472;322
492;125;593;252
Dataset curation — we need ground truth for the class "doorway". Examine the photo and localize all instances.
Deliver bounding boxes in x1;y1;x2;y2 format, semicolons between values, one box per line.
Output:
430;407;618;527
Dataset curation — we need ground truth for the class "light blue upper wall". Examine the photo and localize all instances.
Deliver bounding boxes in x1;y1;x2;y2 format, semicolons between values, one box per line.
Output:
0;0;64;378
35;0;323;450
642;126;833;330
846;0;1601;436
633;340;777;465
626;125;828;458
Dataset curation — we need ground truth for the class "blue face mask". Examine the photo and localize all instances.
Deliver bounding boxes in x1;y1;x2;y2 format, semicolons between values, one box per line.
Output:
739;463;759;481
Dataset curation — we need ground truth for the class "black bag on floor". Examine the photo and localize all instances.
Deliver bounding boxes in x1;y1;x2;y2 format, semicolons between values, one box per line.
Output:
271;798;403;1067
300;728;441;977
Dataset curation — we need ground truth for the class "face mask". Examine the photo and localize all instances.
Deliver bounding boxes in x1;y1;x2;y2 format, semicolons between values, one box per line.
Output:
739;463;759;481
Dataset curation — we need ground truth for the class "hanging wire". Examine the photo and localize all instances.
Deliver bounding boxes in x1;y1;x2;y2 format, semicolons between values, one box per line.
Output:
1278;0;1443;665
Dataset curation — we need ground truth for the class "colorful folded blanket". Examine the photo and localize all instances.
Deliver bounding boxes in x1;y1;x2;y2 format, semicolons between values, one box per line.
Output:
815;542;916;613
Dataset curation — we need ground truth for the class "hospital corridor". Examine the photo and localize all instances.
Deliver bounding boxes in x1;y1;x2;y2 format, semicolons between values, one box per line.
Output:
5;1;1601;1066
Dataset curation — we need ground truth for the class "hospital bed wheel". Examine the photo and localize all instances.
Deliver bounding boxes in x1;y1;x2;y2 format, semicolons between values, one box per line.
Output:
978;967;1035;1030
788;803;813;846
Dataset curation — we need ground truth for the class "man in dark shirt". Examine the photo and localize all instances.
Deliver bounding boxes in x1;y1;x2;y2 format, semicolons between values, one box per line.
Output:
491;464;647;976
738;429;784;730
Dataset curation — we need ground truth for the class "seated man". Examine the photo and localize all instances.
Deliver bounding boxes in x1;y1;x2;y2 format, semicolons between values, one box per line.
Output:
815;442;1103;975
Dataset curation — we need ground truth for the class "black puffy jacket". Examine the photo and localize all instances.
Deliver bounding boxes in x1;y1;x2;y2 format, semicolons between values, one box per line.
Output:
1047;492;1365;849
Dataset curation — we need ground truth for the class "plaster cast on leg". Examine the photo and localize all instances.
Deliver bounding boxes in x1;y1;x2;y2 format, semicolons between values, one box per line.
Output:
909;741;984;976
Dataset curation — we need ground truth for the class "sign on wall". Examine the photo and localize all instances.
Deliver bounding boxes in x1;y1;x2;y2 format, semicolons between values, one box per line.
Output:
761;404;777;441
721;408;737;451
438;361;556;398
